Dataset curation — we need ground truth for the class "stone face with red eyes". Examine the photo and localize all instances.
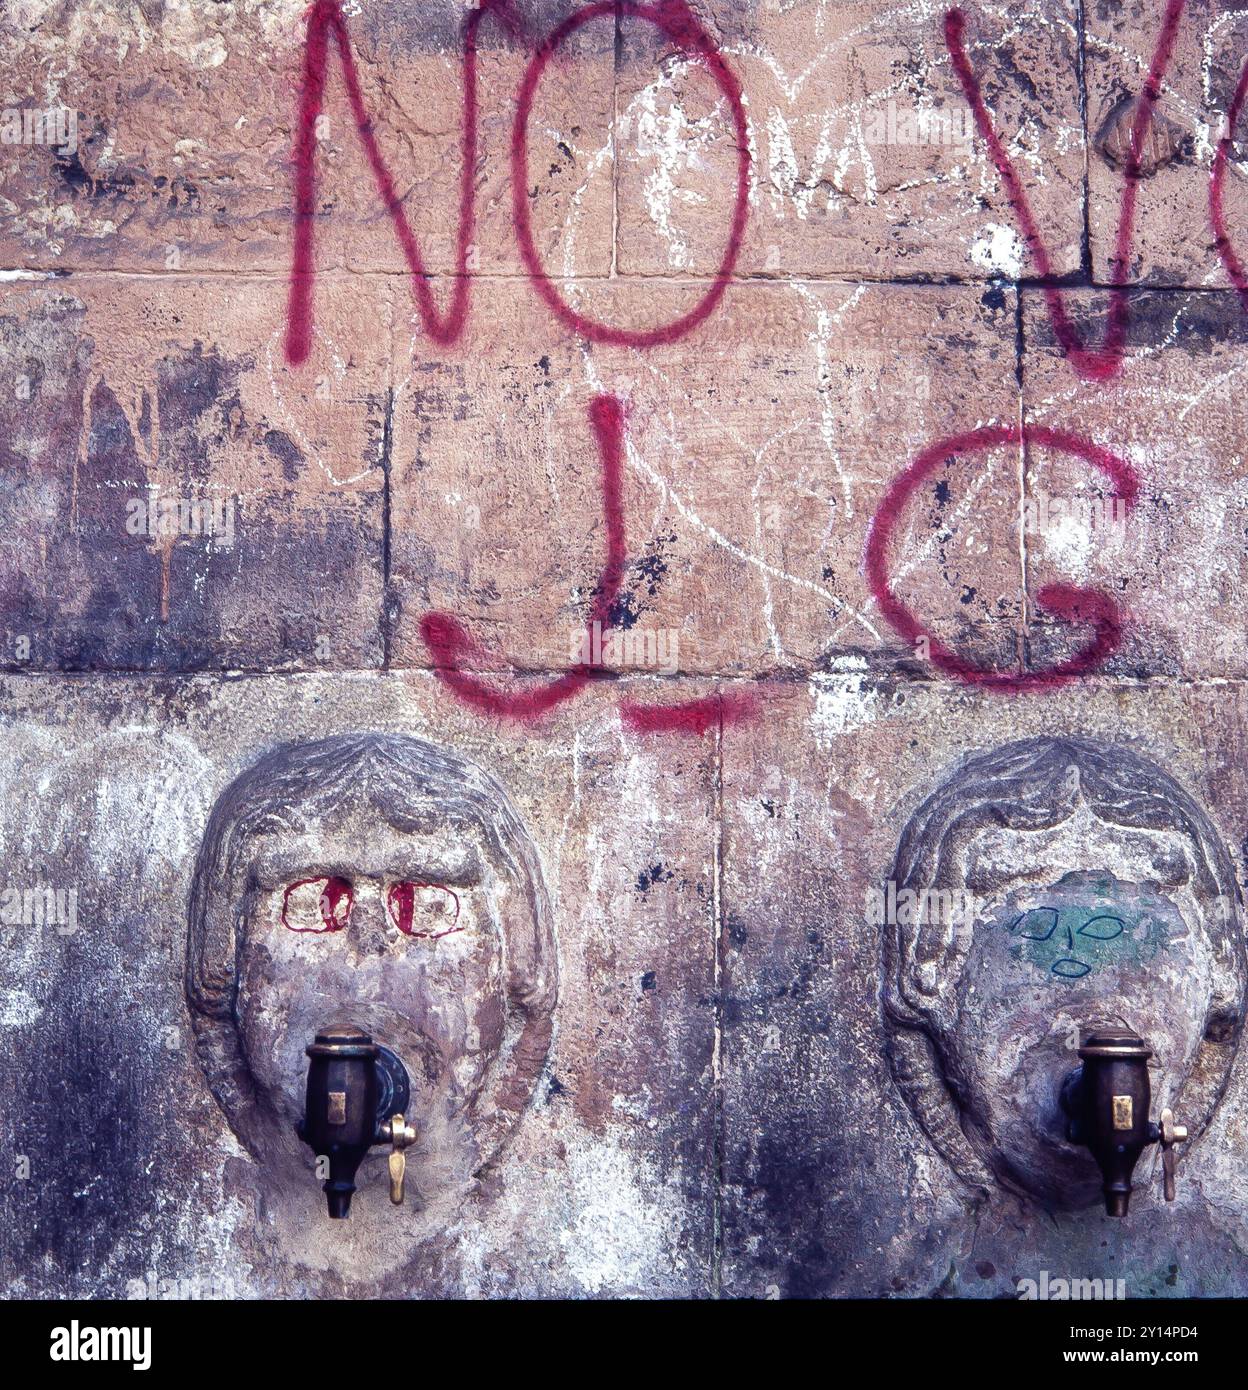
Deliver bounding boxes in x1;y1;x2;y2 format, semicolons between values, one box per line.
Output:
187;733;556;1263
386;882;461;939
279;875;461;940
281;875;353;933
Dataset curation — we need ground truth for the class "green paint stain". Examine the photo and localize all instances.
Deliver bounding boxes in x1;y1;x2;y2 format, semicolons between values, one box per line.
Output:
1001;871;1173;983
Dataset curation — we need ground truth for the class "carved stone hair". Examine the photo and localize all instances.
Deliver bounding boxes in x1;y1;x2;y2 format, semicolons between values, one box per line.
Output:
881;736;1246;1197
185;731;557;1171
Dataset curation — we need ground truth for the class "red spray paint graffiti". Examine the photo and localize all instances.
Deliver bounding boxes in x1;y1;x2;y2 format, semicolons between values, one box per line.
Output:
619;690;758;734
282;875;354;932
286;0;523;364
292;3;1166;708
866;7;1175;690
287;0;754;733
387;882;463;939
864;425;1139;691
512;0;750;347
420;393;626;720
287;0;748;362
421;394;749;734
944;1;1187;382
1211;53;1248;312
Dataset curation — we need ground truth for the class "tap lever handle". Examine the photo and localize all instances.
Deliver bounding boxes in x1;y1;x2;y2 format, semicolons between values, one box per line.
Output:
382;1113;416;1205
1159;1108;1187;1203
388;1147;405;1206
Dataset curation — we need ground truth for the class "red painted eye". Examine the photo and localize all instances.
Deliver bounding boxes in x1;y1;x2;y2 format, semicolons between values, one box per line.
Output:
386;882;461;938
282;876;353;933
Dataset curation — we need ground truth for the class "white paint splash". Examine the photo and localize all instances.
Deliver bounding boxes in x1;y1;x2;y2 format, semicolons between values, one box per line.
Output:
970;222;1025;277
808;667;885;746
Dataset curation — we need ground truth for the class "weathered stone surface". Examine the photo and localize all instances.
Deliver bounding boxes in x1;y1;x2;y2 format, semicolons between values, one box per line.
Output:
0;273;389;670
721;677;1248;1297
0;1;613;279
614;0;1083;281
1;0;1247;1306
1086;0;1248;288
0;673;717;1297
1021;287;1248;679
388;277;1023;677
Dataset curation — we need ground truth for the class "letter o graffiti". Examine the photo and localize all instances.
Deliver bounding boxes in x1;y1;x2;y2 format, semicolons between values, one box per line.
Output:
511;0;751;348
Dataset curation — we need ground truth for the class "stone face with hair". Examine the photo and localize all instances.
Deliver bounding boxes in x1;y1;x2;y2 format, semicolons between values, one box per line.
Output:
882;736;1245;1210
186;733;556;1230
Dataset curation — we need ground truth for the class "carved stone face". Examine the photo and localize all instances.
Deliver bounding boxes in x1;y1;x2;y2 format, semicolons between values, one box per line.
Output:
237;802;511;1195
883;737;1245;1213
186;734;555;1239
947;807;1221;1207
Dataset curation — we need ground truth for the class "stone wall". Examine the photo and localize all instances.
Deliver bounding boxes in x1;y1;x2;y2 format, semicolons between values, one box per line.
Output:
1;0;1246;1298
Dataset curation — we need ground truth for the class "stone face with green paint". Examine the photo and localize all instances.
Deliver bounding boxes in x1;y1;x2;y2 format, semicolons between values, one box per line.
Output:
996;871;1181;982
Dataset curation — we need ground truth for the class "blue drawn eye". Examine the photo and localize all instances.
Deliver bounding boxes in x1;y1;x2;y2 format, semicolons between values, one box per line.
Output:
1077;915;1125;941
1010;907;1059;941
1052;958;1091;978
